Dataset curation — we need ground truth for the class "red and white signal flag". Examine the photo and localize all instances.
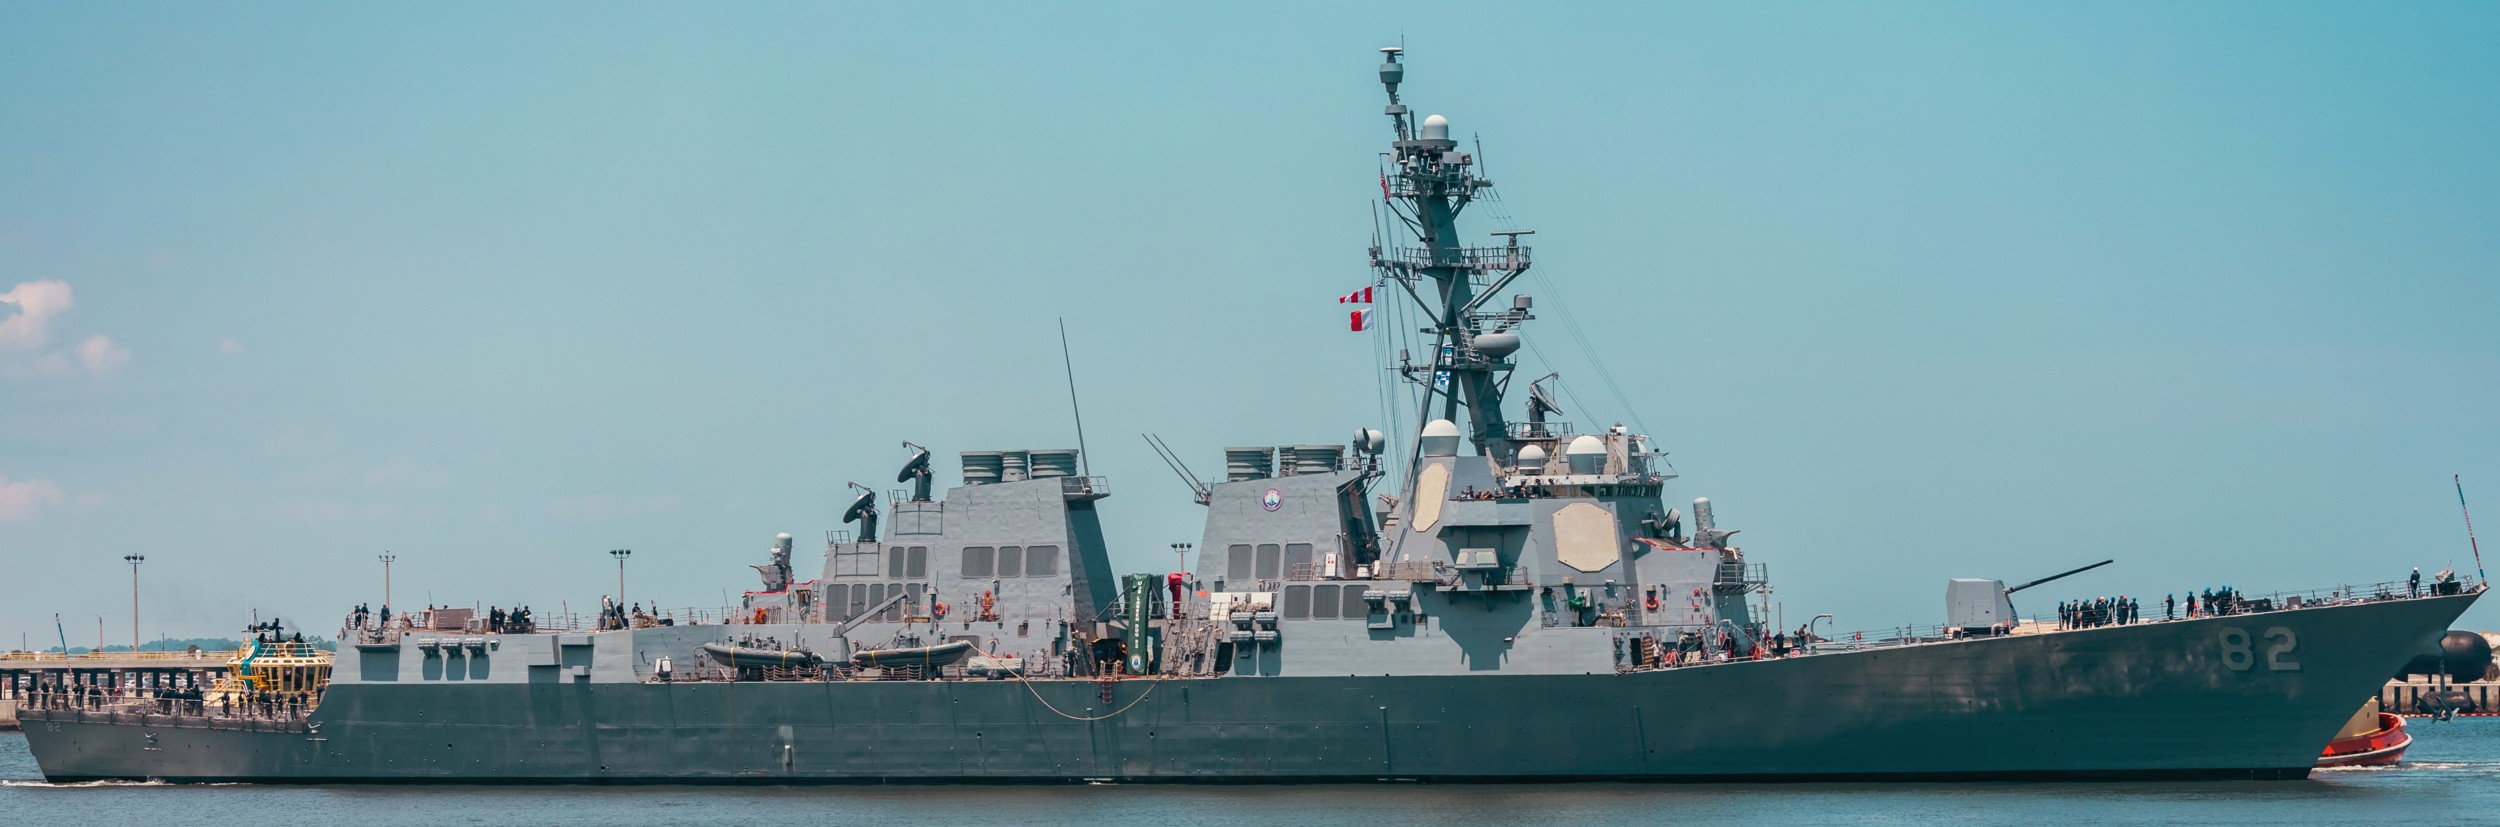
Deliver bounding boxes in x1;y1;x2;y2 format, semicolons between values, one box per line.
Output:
1350;309;1373;332
1339;286;1373;304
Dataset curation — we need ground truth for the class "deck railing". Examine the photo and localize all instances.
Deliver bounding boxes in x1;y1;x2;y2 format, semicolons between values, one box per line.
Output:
1808;577;2478;655
0;650;224;663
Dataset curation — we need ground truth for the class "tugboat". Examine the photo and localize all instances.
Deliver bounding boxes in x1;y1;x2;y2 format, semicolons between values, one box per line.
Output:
2317;699;2410;768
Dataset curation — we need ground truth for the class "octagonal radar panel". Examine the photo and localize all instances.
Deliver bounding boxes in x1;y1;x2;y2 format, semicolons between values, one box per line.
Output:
1553;502;1621;573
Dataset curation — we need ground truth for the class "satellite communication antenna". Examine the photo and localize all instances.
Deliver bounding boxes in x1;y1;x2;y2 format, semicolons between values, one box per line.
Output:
841;483;880;543
897;442;934;502
1527;373;1563;426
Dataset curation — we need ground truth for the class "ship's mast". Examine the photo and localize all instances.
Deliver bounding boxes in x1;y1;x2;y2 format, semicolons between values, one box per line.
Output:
1371;48;1535;466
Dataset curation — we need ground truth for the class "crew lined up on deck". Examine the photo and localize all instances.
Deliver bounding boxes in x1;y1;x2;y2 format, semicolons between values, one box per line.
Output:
20;677;320;719
2057;596;2141;629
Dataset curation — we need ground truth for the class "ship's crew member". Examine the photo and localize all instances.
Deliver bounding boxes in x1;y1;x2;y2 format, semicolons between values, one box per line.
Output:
2411;567;2422;597
2056;601;2068;630
2164;593;2174;621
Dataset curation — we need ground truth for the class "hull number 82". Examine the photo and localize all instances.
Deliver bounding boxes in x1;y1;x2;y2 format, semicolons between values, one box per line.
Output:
2220;626;2299;672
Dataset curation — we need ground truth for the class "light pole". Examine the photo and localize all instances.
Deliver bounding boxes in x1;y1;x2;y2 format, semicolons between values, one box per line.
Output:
1171;542;1193;575
378;551;397;611
123;553;143;652
610;549;632;607
92;614;102;654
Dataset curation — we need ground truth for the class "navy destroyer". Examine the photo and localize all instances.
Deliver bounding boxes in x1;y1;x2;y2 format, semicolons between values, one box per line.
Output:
18;50;2482;783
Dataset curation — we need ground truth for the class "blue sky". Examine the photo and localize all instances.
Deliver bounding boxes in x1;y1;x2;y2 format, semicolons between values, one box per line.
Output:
2;2;2496;646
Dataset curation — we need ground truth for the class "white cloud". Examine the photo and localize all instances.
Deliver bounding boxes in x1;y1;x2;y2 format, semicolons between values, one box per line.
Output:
217;337;246;355
0;280;129;379
77;335;129;375
0;280;72;350
0;473;67;523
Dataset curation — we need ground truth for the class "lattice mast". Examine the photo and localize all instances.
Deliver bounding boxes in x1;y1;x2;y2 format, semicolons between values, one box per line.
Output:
1370;48;1536;466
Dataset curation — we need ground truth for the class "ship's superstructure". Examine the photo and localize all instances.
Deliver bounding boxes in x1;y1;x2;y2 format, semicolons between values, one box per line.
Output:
18;50;2483;784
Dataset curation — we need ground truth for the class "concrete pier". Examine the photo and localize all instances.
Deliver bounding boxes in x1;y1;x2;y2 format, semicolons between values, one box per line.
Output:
0;651;233;733
2382;677;2498;715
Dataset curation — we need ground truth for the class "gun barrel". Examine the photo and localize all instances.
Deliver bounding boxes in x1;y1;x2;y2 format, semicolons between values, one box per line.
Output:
2007;559;2115;594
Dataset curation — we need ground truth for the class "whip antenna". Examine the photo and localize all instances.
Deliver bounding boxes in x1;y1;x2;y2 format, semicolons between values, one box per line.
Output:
1059;318;1091;476
2459;475;2487;584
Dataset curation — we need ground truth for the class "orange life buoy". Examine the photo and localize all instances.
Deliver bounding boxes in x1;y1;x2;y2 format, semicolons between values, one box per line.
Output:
1645;592;1661;612
933;601;950;619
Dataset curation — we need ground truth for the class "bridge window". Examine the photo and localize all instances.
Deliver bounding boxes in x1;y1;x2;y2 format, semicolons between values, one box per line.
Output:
1026;546;1060;576
1285;543;1314;579
1313;584;1341;619
1341;585;1368;619
886;585;909;622
1227;545;1252;581
1283;585;1312;619
907;546;929;579
1256;544;1282;581
888;548;907;579
962;546;995;578
998;546;1025;578
835;546;880;577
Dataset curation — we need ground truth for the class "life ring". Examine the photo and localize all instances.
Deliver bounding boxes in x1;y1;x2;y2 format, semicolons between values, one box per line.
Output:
751;609;767;624
1645;592;1661;612
933;601;950;619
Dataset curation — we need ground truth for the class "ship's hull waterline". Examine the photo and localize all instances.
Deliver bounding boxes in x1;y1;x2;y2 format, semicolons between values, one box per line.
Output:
23;592;2473;783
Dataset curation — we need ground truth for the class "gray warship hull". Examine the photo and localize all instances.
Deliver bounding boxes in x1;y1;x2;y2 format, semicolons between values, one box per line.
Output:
22;591;2475;783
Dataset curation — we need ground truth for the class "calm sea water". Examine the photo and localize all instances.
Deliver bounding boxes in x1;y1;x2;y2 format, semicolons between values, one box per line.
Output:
8;722;2500;826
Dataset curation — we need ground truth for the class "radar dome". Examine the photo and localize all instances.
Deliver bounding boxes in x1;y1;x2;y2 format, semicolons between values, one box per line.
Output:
1420;419;1462;457
1472;332;1520;358
1421;114;1450;141
1515;443;1547;474
1565;434;1606;474
776;532;792;541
